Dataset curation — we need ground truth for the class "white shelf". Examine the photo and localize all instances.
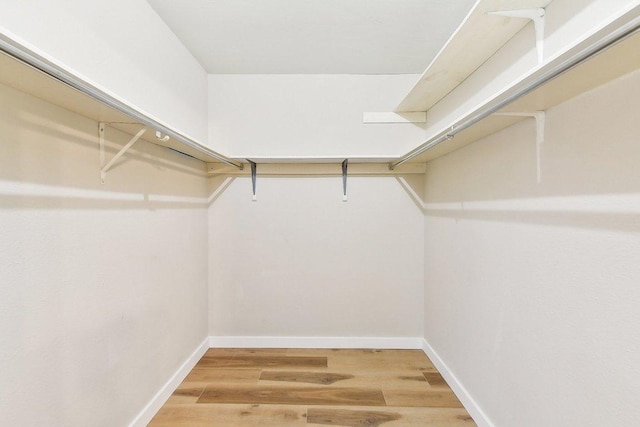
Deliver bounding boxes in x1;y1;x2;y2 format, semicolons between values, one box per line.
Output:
0;50;415;171
392;2;640;165
0;36;241;167
228;156;396;164
208;162;426;176
396;0;552;113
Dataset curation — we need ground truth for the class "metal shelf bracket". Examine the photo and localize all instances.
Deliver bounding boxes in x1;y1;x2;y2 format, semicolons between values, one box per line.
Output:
99;122;146;184
248;160;257;201
494;111;546;182
488;8;546;64
342;159;348;202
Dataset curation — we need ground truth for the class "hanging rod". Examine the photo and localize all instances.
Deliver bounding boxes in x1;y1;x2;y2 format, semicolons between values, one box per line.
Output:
389;5;640;170
0;31;243;170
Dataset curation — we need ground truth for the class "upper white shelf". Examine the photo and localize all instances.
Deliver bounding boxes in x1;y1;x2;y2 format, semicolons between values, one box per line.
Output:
0;33;242;168
396;0;552;113
391;3;640;166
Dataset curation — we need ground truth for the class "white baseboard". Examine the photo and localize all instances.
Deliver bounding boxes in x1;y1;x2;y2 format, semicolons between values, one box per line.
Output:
421;339;495;427
129;337;209;427
209;336;423;349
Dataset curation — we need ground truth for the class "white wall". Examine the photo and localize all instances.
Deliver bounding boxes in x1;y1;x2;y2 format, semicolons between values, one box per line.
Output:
0;0;209;142
208;176;424;339
422;70;640;427
208;74;424;157
207;73;425;342
0;83;209;427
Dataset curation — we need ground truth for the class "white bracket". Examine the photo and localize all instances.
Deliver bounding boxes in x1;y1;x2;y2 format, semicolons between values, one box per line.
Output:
155;130;170;142
99;122;146;184
342;159;348;202
488;8;546;64
494;111;546;182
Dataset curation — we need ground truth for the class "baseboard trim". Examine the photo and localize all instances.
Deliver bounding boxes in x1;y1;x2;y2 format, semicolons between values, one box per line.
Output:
209;336;423;349
421;339;495;427
129;337;209;427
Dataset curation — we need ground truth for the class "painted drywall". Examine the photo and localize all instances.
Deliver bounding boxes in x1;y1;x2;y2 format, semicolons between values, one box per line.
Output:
422;70;640;427
0;0;209;143
424;0;639;143
208;74;424;157
0;83;209;427
208;175;424;339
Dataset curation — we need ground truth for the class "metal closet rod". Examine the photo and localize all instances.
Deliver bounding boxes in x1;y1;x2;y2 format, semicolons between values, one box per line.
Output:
389;8;640;170
0;33;243;170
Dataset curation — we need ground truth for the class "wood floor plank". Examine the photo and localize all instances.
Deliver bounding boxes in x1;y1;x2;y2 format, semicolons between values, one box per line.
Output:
307;406;476;427
307;408;401;426
161;392;203;406
321;350;435;372
260;371;354;385
149;403;307;426
205;348;289;357
423;372;449;388
383;389;464;408
184;368;262;383
198;385;386;406
158;383;205;405
347;373;433;392
173;384;205;397
198;355;328;369
259;370;434;392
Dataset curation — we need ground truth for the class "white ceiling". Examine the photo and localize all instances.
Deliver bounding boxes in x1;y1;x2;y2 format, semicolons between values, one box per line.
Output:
146;0;477;74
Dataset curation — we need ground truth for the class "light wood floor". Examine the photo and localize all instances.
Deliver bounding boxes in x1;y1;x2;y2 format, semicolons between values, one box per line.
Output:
149;348;476;426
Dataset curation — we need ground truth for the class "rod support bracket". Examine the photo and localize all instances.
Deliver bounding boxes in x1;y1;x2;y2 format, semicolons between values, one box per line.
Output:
493;111;546;182
99;122;146;184
342;159;349;202
248;160;257;201
155;130;170;142
488;7;546;64
445;125;455;140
